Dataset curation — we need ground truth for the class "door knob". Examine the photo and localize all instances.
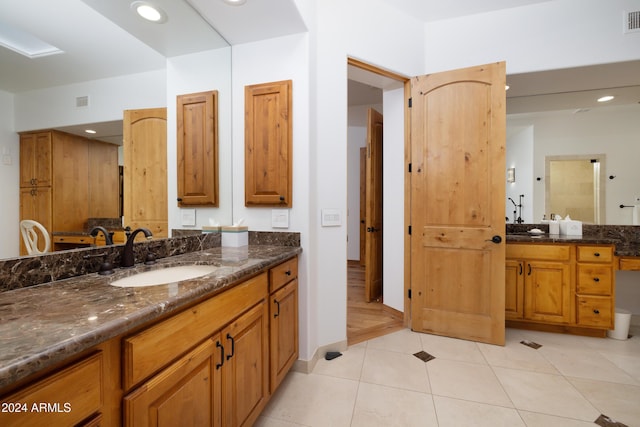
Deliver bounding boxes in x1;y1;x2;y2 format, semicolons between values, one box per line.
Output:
486;235;502;244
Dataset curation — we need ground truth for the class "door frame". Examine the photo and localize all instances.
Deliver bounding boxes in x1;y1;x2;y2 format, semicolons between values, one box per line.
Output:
347;58;411;325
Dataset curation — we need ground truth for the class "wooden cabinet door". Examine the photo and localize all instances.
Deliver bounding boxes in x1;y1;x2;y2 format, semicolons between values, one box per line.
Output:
19;132;52;187
221;302;269;427
124;338;221;427
19;187;52;255
245;80;292;207
88;141;120;219
524;260;571;323
177;90;218;207
270;279;299;392
505;259;524;320
51;131;89;232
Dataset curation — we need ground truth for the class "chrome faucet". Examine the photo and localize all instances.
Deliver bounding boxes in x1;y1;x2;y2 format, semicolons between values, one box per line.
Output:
89;226;114;246
121;228;153;268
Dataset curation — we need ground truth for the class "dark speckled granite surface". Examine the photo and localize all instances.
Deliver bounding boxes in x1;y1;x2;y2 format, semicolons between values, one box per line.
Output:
506;224;640;256
0;240;300;390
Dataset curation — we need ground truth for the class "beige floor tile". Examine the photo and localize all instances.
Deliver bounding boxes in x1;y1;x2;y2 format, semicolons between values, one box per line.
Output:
569;376;640;427
360;347;430;393
351;382;437;427
540;346;640;385
478;340;560;374
419;332;487;364
365;328;423;354
433;395;525;427
427;358;513;407
598;351;640;382
312;344;366;380
261;371;358;427
517;411;597;427
493;367;600;421
254;416;310;427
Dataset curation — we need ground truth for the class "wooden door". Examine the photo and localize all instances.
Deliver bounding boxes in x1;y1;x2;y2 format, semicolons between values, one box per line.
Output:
524;260;571;323
88;141;120;218
359;147;366;265
364;108;383;302
123;108;168;238
269;279;299;392
410;62;506;345
177;90;219;207
222;302;269;427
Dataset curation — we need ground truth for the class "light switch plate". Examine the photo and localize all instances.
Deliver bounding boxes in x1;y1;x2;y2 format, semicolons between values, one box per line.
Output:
181;209;196;226
321;209;341;227
272;209;289;228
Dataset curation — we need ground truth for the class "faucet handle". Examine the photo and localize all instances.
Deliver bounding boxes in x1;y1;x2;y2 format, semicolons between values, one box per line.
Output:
144;253;156;265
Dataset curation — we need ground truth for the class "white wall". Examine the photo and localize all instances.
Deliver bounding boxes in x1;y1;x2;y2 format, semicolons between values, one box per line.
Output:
506;126;534;223
166;47;233;232
13;70;167;131
231;33;313;359
508;105;640;225
346;118;366;261
0;90;19;259
301;0;426;353
424;0;640;74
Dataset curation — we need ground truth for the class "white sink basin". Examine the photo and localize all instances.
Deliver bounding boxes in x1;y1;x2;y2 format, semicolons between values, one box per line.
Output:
110;265;218;287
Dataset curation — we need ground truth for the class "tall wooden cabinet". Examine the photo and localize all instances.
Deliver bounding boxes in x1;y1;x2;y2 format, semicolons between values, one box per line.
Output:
19;130;119;255
245;80;292;207
177;90;218;207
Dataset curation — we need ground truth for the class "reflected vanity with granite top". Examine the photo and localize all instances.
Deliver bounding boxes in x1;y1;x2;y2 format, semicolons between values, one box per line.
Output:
0;241;300;427
505;224;640;337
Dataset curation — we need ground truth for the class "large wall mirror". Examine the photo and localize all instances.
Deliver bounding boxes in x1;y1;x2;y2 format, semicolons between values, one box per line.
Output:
0;0;232;260
506;60;640;225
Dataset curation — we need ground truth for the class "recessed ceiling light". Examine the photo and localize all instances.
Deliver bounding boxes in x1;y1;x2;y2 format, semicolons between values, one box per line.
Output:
505;85;510;91
131;1;168;23
222;0;247;5
85;129;97;134
597;95;615;103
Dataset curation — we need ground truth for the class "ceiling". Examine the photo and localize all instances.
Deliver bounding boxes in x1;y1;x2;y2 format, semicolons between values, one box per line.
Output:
2;0;639;141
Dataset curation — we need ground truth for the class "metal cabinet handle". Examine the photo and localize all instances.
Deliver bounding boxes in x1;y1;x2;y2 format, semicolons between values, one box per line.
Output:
519;263;523;275
285;270;292;276
593;309;600;314
274;299;280;318
594;252;600;257
226;333;235;360
593;277;600;282
528;264;532;276
216;341;225;369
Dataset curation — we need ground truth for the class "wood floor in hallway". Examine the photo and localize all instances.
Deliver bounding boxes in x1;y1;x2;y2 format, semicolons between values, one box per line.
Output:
347;260;404;345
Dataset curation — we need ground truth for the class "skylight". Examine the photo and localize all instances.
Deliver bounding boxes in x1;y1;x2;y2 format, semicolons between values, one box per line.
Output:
0;20;63;58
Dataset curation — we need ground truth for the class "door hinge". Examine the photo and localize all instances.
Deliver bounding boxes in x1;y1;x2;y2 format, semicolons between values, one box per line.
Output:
408;225;412;235
408;289;412;299
408;163;412;173
408;97;412;108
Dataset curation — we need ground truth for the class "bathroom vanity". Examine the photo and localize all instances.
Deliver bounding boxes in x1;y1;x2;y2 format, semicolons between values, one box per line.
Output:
0;246;300;427
505;224;640;336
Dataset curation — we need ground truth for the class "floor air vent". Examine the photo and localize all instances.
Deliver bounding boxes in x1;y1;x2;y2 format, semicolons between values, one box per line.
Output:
625;10;640;33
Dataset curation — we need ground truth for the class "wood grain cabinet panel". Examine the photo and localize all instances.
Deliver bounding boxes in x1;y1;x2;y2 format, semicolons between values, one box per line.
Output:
505;259;524;320
524;260;572;324
0;352;103;427
177;90;219;207
245;80;292;207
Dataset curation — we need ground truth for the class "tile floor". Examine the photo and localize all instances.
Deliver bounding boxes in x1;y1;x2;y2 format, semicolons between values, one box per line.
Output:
256;326;640;427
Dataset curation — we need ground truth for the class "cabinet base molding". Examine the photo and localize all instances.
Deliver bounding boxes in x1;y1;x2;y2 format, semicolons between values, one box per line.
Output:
506;320;607;338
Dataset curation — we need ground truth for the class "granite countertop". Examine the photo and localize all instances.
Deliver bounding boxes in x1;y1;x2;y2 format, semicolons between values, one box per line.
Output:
0;245;301;390
506;233;619;245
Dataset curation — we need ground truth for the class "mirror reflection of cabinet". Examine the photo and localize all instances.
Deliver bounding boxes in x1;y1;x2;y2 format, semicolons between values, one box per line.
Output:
19;130;119;255
176;90;218;207
245;80;292;207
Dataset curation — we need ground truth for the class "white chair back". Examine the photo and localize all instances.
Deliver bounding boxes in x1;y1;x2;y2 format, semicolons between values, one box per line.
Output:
20;220;51;255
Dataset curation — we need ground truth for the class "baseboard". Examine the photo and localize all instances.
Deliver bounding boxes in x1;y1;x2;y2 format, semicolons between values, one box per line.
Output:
292;339;349;374
632;314;640;326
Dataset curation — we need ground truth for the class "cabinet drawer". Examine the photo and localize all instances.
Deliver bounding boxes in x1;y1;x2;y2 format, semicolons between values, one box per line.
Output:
1;352;103;427
577;245;613;263
123;272;267;390
269;257;298;293
506;244;570;261
53;235;93;244
576;296;613;328
576;265;612;295
619;257;640;271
